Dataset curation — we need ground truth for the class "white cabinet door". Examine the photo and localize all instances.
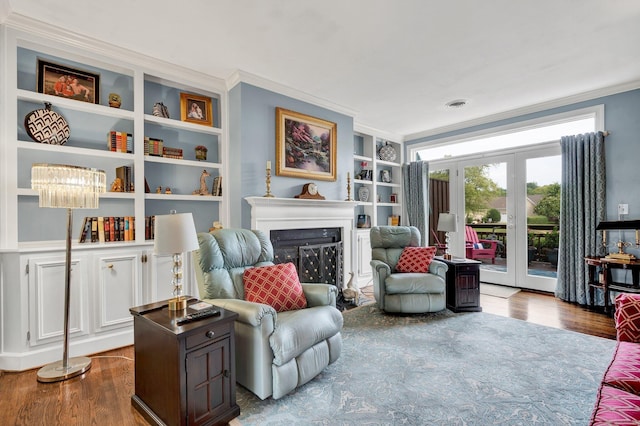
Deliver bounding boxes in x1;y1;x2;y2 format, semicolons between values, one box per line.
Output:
94;251;141;332
356;230;372;287
28;254;89;347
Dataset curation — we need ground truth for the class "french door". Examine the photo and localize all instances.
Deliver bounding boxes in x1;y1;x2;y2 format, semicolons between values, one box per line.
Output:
431;145;560;292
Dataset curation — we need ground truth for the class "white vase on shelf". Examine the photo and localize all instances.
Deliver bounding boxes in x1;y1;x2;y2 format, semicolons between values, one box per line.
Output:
358;187;369;202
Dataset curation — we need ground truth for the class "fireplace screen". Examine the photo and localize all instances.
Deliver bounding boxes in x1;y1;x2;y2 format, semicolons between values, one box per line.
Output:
298;242;343;286
271;228;343;288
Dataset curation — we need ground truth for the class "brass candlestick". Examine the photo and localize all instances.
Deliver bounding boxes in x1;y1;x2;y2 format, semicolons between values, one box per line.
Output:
345;175;353;201
264;167;275;197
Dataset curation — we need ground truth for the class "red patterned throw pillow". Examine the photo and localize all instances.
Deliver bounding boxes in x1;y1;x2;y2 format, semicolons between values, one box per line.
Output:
615;293;640;342
243;263;307;312
396;246;437;273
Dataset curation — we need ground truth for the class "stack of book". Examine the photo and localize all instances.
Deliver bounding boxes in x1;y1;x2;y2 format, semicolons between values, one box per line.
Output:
144;137;164;156
162;146;183;159
107;131;133;153
115;165;134;192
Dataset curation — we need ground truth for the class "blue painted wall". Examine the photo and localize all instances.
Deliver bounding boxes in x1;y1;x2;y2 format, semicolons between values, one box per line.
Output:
228;83;354;228
405;88;640;227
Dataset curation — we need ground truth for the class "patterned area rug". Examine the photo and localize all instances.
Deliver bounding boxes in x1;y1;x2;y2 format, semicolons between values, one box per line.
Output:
235;304;615;425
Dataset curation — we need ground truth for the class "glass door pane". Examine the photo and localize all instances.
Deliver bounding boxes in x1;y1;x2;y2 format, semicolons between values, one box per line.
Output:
521;153;561;292
462;158;514;285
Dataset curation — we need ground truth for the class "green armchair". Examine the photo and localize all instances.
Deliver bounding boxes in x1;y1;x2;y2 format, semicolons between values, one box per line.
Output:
370;226;448;313
193;228;343;400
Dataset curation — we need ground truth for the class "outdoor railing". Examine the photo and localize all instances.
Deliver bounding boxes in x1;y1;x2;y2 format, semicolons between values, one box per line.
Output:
469;223;558;260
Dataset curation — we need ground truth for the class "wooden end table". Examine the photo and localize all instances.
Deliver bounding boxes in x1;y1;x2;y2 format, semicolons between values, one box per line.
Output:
436;256;482;312
129;299;240;426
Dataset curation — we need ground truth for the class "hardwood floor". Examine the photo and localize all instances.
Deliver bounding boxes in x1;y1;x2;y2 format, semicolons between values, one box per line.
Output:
0;290;616;425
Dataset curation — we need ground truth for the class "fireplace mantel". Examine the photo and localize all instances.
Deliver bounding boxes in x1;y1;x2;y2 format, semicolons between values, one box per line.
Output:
245;196;357;287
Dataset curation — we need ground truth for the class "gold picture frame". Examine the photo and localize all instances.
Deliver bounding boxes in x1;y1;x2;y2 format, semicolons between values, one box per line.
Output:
180;93;213;126
275;107;337;181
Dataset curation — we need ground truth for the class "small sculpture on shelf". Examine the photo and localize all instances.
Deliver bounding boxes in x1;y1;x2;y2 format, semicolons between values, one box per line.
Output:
108;93;122;108
195;145;208;161
156;186;162;194
164;187;172;194
358;161;372;181
192;169;211;195
110;177;124;192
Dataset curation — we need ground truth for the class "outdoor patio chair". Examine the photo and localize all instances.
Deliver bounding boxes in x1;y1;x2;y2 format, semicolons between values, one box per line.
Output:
465;225;499;264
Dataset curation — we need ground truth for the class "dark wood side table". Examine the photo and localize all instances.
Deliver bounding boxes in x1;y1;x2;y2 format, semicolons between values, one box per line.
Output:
129;299;240;426
436;256;482;312
585;256;640;314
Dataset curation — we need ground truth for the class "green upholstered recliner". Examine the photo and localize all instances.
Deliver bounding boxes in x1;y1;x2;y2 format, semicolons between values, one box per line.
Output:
193;228;343;400
370;226;448;313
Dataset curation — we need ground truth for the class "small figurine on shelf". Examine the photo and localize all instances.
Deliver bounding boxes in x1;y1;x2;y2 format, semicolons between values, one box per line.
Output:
209;221;223;232
164;187;172;194
192;169;211;195
156;186;162;194
195;145;208;161
359;161;372;181
110;177;124;192
108;93;122;108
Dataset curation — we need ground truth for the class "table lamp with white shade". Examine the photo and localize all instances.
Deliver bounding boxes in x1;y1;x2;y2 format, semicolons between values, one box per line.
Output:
153;211;199;311
437;213;458;260
31;163;106;383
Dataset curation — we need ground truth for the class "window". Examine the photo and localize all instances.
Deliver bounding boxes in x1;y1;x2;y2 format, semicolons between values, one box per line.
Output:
410;106;602;162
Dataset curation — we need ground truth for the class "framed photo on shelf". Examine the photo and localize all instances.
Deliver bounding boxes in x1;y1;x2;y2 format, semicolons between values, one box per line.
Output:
37;59;99;104
180;93;213;126
275;107;337;181
390;193;398;203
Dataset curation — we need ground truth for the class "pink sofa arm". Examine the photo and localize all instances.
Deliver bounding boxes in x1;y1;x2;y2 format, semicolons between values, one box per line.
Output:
615;293;640;342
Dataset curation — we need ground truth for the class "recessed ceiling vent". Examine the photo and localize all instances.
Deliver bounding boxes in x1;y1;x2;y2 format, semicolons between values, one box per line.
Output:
445;99;468;108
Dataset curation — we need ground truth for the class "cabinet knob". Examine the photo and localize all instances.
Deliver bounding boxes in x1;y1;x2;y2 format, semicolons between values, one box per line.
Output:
206;330;215;339
107;264;114;269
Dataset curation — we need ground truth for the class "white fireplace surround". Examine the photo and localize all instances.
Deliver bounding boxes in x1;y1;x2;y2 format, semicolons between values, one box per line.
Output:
245;197;357;288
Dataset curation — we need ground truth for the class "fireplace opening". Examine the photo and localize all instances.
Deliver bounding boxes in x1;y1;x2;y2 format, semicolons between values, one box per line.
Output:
270;227;348;309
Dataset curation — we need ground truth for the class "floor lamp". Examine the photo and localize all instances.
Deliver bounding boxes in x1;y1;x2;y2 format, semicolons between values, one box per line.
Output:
437;213;458;260
32;164;106;383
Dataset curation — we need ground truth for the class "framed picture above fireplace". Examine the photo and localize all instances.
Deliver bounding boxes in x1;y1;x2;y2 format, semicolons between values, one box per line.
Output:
275;107;337;181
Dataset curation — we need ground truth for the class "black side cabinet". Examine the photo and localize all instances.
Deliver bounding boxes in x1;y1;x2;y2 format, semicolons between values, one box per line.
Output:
437;257;482;312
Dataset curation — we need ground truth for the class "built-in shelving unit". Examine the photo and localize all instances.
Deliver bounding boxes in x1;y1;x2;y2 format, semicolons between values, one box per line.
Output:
353;126;403;228
0;22;228;371
352;125;403;287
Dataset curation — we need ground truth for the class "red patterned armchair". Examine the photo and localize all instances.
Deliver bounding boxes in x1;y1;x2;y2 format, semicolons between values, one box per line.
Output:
590;293;640;424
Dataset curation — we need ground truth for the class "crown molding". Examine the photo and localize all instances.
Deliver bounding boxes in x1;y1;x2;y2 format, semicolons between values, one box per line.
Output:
405;79;640;141
3;13;226;91
226;69;358;118
353;123;403;143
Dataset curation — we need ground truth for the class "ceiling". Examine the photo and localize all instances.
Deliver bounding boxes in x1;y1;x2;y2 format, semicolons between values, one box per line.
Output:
3;0;640;139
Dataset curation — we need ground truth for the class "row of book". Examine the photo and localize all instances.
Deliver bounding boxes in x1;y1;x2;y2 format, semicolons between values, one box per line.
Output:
115;165;134;192
107;131;133;153
78;216;159;243
144;137;164;156
143;137;184;159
